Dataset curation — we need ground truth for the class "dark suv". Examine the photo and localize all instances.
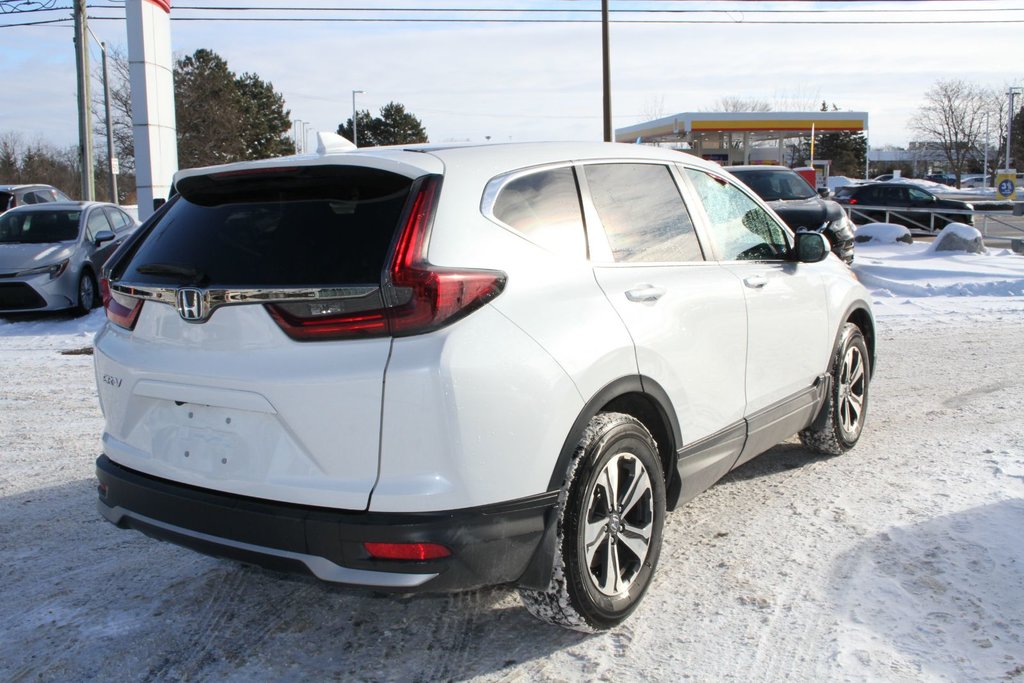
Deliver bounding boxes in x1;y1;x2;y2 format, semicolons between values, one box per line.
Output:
833;183;973;230
0;184;71;214
725;166;854;264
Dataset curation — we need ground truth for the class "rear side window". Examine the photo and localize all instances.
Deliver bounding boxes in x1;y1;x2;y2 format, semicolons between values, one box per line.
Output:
119;166;415;286
584;163;703;263
104;207;133;233
489;167;586;258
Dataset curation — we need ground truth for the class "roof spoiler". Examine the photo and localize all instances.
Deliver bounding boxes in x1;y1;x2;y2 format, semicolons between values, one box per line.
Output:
316;131;358;155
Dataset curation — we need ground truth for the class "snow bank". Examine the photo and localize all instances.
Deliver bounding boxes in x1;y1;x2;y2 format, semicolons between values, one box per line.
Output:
854;223;912;245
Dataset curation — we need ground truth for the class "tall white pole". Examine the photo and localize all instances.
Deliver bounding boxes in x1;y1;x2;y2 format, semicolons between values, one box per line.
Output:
352;89;364;147
127;0;177;219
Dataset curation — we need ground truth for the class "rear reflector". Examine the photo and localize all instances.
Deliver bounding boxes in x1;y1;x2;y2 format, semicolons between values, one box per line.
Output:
363;542;452;561
101;278;143;330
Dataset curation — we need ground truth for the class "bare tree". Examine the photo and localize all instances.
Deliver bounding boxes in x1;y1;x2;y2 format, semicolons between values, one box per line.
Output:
640;95;668;121
911;79;989;187
706;96;771;112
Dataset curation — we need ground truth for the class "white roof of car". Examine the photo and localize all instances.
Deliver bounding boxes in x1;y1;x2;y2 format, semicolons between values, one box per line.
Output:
173;136;724;186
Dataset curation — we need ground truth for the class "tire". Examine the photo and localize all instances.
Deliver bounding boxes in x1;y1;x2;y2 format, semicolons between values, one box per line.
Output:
799;323;870;455
519;412;666;632
75;270;97;316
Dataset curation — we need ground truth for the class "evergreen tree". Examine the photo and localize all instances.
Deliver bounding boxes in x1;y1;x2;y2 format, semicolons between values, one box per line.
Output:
236;73;295;160
338;102;428;147
814;101;868;177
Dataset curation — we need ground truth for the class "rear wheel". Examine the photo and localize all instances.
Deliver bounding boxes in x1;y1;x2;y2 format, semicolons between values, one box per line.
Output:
519;412;666;631
75;270;97;316
800;323;870;455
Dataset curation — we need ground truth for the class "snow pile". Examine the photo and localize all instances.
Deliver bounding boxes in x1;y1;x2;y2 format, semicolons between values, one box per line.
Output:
854;222;912;244
852;238;1024;300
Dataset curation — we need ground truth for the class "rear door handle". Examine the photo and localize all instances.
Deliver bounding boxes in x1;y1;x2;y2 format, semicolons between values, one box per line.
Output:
743;275;768;289
625;284;666;302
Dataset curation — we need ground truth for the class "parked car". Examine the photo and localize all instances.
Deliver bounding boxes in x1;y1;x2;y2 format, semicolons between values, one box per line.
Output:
93;139;875;631
0;202;138;315
0;184;71;214
834;182;973;230
924;173;957;186
725;165;855;263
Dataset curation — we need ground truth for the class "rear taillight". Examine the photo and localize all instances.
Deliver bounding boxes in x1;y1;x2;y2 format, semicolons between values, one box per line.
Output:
101;278;143;330
848;198;858;205
267;176;506;342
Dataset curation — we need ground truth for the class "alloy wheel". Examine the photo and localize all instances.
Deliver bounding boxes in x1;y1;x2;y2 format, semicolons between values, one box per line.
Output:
582;452;654;597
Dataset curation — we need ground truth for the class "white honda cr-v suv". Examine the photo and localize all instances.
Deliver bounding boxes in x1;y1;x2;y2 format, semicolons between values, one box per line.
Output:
94;137;874;631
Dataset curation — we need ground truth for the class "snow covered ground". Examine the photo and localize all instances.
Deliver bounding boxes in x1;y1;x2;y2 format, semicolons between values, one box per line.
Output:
1;239;1023;682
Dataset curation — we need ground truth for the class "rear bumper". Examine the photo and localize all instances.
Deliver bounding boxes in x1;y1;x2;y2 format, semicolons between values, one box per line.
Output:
96;454;558;592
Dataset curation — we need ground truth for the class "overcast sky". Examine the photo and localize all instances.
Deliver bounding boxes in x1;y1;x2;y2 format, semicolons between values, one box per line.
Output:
1;1;1021;155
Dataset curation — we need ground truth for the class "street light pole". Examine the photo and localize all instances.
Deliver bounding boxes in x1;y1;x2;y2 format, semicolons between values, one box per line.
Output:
352;90;365;147
984;112;990;189
1006;87;1022;170
294;119;304;153
101;42;117;203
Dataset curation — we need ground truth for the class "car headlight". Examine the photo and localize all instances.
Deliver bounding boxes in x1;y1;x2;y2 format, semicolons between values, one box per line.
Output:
16;258;70;280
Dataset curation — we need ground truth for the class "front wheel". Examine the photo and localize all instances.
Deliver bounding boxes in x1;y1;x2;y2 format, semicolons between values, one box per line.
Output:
74;270;98;316
519;412;666;631
800;322;870;455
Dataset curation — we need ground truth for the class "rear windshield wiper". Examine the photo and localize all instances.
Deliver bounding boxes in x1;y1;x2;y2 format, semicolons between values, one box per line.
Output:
135;262;208;285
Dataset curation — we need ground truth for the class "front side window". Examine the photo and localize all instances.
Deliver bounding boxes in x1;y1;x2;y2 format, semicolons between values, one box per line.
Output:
584;163;703;263
685;169;789;261
86;210;112;241
908;187;932;202
490;167;586;258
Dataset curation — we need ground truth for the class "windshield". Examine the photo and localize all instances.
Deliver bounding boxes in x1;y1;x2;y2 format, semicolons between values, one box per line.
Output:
0;210;81;244
732;169;816;201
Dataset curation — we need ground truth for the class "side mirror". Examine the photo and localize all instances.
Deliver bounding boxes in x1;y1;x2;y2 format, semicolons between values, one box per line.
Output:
94;229;115;246
817;188;830;198
794;231;830;263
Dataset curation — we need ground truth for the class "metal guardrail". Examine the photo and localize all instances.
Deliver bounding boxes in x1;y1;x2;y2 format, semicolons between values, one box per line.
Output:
840;204;979;232
840;203;1024;253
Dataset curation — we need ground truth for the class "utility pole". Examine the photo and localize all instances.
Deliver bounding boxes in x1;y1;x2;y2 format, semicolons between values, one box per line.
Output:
352;90;364;147
73;0;95;200
601;0;611;142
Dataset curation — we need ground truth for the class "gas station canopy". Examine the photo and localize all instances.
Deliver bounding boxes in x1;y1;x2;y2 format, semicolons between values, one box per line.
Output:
615;111;868;166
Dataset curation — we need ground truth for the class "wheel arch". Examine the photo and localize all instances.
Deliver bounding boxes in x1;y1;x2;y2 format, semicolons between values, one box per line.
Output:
545;375;682;509
843;303;875;377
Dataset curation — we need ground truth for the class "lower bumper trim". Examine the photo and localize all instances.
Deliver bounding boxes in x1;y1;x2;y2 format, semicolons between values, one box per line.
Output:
96;454;558;592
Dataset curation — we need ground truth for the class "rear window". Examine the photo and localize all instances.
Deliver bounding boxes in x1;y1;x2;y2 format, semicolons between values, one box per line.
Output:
119;166;415;286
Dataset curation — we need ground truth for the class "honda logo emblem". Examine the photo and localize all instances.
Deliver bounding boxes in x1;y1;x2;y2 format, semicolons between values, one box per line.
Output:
176;288;207;322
